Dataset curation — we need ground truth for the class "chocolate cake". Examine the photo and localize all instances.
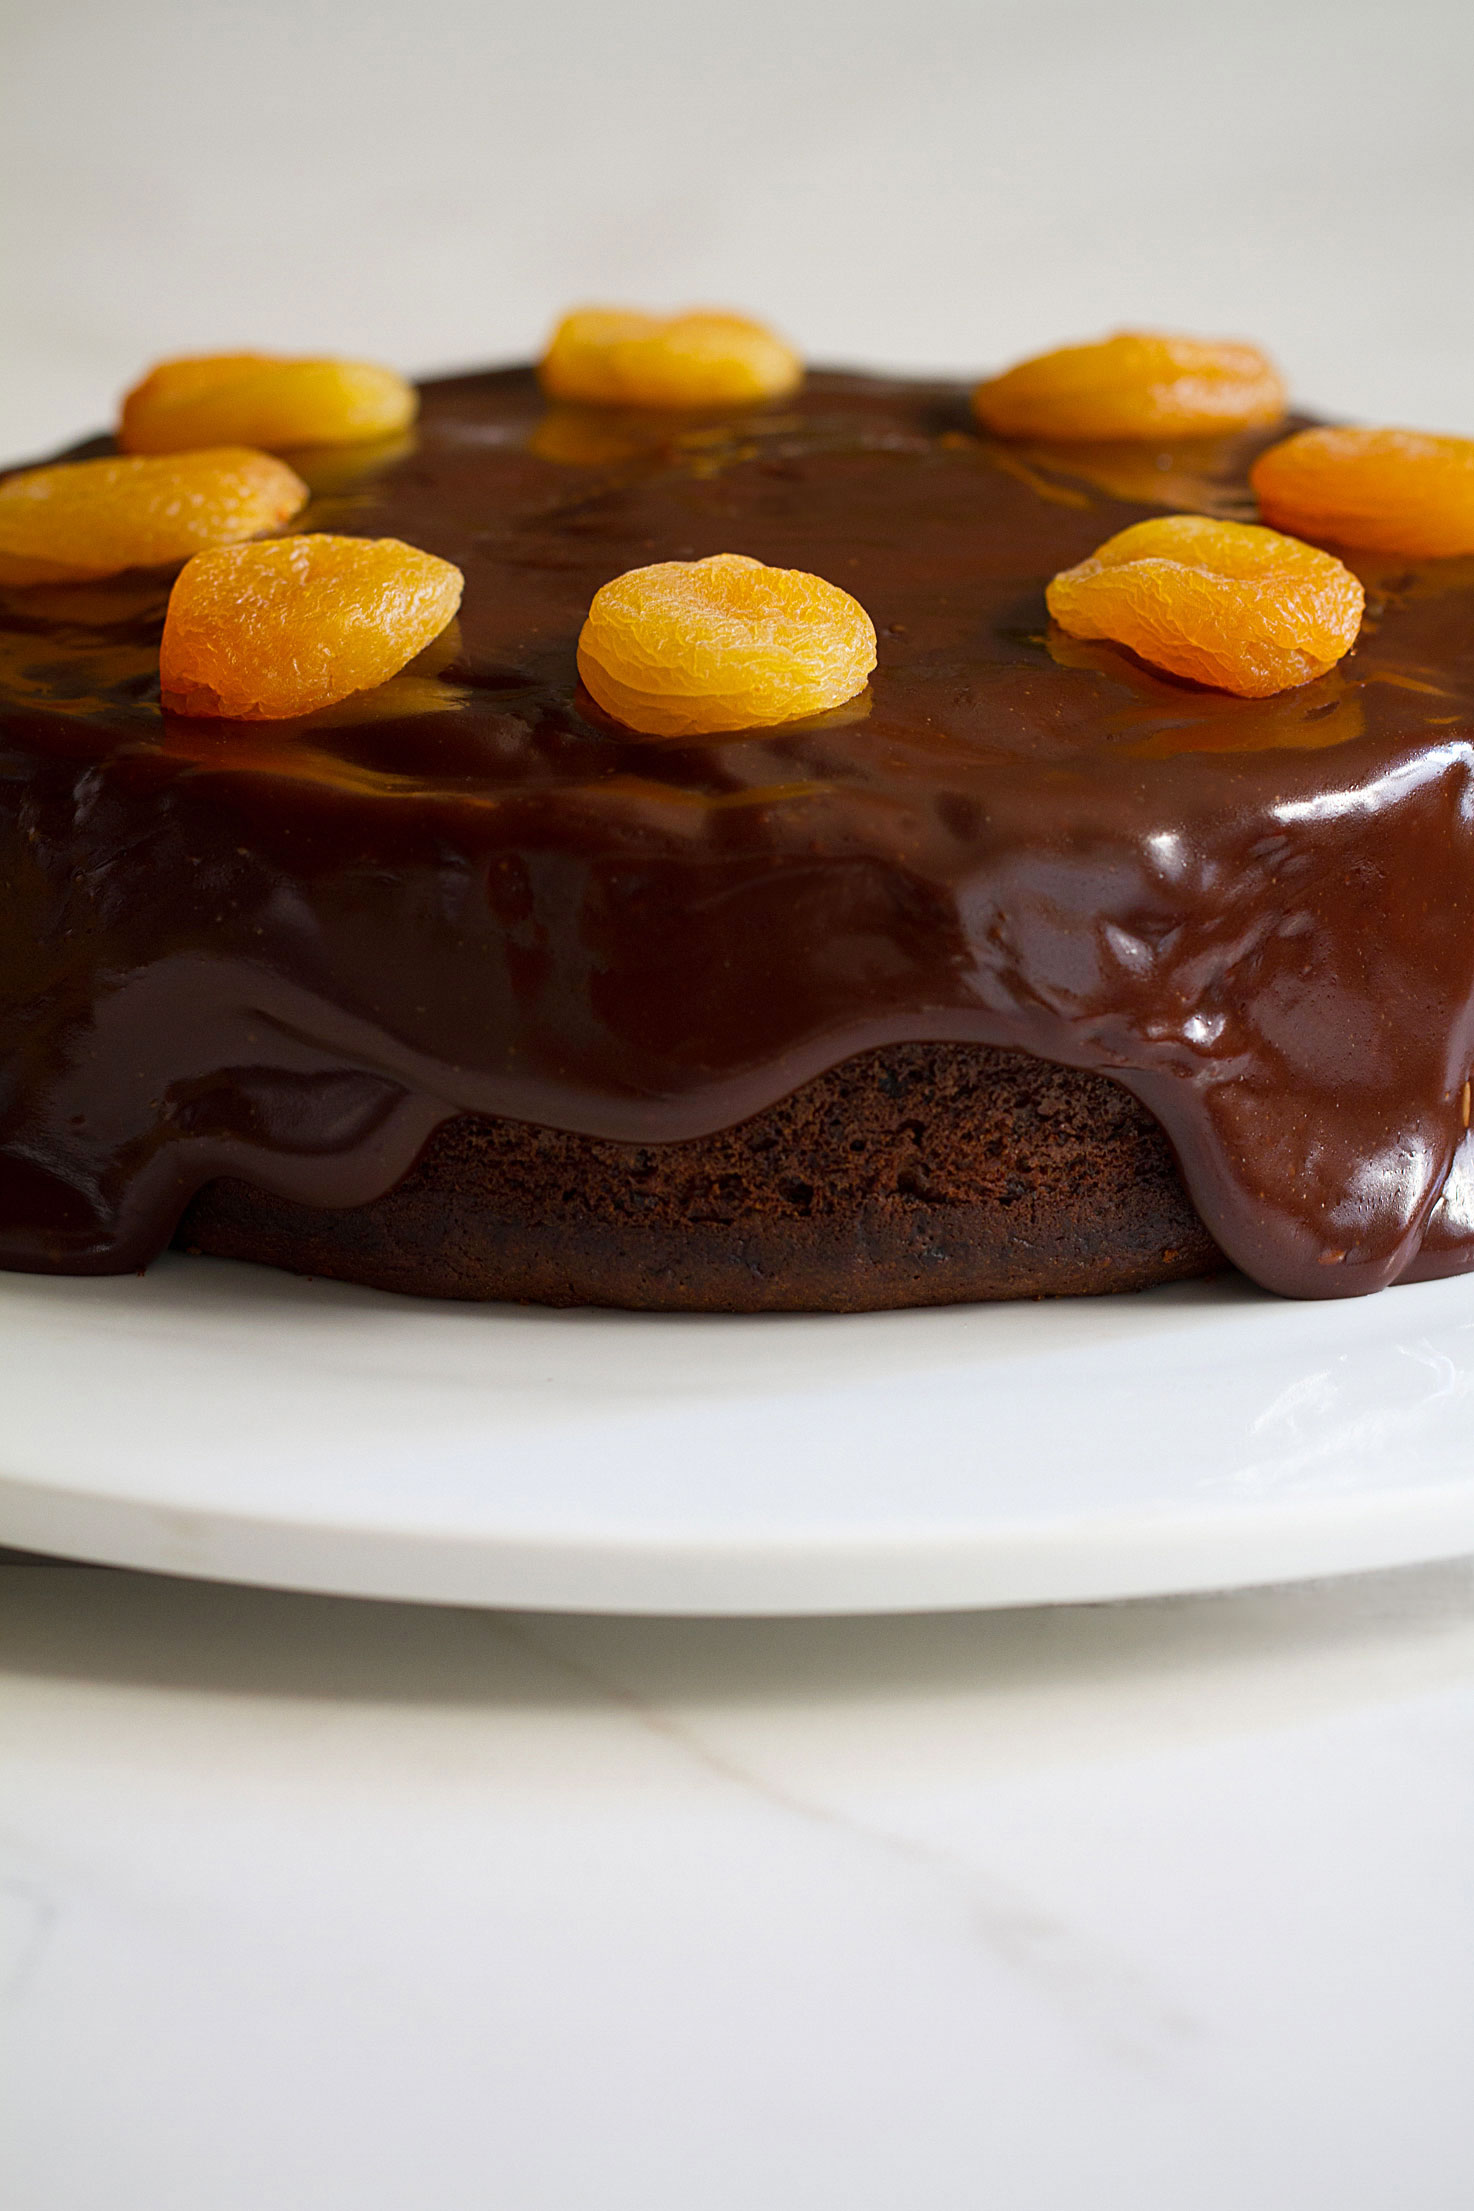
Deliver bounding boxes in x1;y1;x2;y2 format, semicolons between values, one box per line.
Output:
5;367;1474;1307
177;1043;1221;1309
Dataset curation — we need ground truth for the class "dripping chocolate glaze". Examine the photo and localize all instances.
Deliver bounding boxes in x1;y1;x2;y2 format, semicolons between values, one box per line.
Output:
4;366;1474;1298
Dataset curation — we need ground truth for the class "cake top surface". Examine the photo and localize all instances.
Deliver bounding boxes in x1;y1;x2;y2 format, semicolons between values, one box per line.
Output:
4;365;1474;1297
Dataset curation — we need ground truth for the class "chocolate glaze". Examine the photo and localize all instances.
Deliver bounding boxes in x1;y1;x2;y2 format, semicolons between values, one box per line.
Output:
4;366;1474;1299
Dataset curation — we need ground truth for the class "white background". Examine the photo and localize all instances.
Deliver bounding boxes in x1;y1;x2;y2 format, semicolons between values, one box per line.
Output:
4;2;1474;2205
3;0;1474;454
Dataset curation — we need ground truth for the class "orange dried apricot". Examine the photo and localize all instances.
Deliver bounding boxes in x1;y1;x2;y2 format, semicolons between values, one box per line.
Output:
974;331;1286;442
120;353;418;455
1251;426;1474;558
577;552;875;736
0;449;306;587
1045;515;1363;698
541;308;802;410
160;534;463;719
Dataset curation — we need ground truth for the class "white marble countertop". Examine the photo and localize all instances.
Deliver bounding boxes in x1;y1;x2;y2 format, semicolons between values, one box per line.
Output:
5;1559;1474;2208
5;0;1474;2200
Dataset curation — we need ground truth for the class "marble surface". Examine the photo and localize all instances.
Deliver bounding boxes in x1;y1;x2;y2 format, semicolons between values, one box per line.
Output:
4;1558;1474;2209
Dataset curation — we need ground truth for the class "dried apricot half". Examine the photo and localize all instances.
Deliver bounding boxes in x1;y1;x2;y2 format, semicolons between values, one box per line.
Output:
541;308;802;410
120;353;418;455
1045;515;1363;698
160;534;463;719
0;449;307;587
1251;426;1474;558
975;331;1286;442
577;552;875;736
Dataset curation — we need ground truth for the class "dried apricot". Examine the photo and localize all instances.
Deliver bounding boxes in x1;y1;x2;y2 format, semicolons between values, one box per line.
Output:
577;552;875;736
974;331;1286;442
541;308;801;409
1045;515;1363;697
120;353;418;455
160;534;463;719
1251;426;1474;558
0;449;306;587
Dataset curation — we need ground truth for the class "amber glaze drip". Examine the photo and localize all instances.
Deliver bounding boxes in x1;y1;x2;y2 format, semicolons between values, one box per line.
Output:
5;368;1474;1298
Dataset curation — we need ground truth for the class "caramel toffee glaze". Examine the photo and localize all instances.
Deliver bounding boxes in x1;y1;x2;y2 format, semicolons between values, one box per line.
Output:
5;367;1474;1299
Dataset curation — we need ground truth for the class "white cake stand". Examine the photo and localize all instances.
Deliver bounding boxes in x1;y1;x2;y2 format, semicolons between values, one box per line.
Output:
2;1252;1473;1612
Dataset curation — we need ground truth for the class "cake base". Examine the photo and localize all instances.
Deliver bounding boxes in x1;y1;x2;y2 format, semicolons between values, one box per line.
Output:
175;1044;1223;1311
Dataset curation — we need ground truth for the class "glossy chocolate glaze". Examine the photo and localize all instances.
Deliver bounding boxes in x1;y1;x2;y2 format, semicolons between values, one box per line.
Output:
4;366;1474;1298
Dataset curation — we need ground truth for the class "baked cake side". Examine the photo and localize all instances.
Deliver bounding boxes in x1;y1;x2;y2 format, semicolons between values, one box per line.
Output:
176;1044;1222;1310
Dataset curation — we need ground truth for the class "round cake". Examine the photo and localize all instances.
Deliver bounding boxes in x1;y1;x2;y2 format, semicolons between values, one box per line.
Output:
4;364;1474;1307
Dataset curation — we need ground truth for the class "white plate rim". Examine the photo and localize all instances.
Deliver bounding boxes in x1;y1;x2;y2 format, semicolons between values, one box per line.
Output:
2;1254;1474;1614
